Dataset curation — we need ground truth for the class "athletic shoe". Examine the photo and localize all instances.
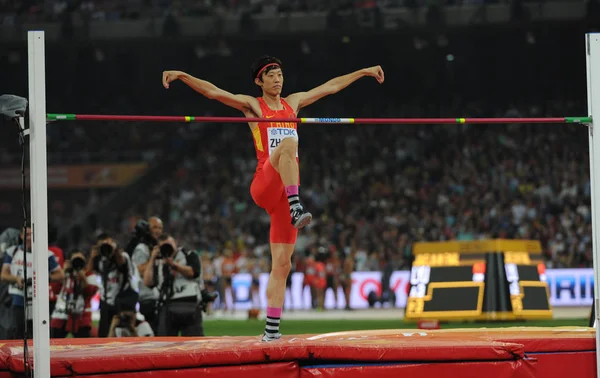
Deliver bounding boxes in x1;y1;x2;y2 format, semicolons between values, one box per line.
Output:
291;207;312;229
261;332;282;342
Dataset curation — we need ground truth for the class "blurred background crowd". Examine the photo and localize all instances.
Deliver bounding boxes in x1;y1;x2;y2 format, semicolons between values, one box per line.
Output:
0;0;596;327
0;0;585;25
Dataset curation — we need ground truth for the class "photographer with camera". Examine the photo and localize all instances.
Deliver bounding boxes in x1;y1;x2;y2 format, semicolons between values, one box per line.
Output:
50;250;99;338
87;232;139;338
144;234;216;336
108;311;155;337
0;227;19;339
0;227;64;339
48;224;65;318
129;217;162;331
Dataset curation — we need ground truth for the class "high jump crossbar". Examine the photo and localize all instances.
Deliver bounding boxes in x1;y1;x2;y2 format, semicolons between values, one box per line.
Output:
25;30;600;378
46;114;591;124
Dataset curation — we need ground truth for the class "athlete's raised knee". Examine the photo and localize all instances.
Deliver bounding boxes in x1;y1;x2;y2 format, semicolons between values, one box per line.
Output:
270;137;298;172
278;138;297;157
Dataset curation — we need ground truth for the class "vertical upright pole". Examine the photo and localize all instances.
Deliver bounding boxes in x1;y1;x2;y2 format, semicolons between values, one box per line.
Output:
28;30;51;378
586;33;600;378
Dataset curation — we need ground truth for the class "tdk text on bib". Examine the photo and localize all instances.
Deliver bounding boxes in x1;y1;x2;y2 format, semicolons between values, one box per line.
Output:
267;127;299;157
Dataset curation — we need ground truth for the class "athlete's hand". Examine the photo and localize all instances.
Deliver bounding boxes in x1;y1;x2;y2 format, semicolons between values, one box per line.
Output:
364;65;384;84
162;70;182;89
16;277;24;290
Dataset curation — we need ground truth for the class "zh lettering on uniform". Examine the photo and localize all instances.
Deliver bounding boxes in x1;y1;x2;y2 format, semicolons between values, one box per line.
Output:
267;123;298;157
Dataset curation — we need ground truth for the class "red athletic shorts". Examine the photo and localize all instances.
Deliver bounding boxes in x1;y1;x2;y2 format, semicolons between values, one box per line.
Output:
250;159;298;244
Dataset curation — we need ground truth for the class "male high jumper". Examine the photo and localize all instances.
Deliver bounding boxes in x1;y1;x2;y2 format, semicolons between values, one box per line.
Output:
162;57;384;341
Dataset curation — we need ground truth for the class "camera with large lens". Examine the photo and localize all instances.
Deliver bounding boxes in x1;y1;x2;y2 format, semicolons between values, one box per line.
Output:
158;243;174;259
99;243;114;258
71;256;86;271
124;220;157;257
200;288;218;312
135;220;157;247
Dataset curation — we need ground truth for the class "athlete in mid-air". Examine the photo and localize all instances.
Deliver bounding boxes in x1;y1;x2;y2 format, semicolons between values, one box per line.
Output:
162;57;384;341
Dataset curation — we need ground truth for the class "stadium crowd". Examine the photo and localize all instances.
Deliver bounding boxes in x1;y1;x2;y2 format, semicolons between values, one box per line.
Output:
0;0;587;27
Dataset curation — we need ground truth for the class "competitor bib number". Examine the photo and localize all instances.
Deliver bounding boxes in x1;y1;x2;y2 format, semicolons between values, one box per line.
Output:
267;127;298;157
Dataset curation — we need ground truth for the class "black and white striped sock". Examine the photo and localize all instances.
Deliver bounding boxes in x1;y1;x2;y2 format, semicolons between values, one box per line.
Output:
264;316;281;337
287;195;301;212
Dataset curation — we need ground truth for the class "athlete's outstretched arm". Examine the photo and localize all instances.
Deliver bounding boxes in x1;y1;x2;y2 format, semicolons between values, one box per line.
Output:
286;65;384;112
163;70;258;113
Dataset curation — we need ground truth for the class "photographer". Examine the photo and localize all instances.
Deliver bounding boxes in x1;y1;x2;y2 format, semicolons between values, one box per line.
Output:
129;218;162;331
50;250;98;338
0;227;19;339
48;224;65;317
108;312;155;337
87;232;139;338
144;234;210;336
0;227;64;339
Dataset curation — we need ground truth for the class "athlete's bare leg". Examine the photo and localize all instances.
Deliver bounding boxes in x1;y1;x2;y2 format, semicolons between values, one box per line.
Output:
266;243;294;308
262;242;294;341
262;140;308;342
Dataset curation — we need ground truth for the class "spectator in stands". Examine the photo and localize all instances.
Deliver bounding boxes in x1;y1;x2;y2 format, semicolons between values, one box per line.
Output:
341;248;355;310
212;250;225;310
302;253;317;309
250;254;267;311
325;249;342;309
201;252;217;315
220;248;237;313
314;256;327;311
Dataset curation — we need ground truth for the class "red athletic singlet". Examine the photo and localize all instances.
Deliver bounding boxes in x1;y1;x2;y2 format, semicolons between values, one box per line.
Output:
249;97;300;244
251;97;298;176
